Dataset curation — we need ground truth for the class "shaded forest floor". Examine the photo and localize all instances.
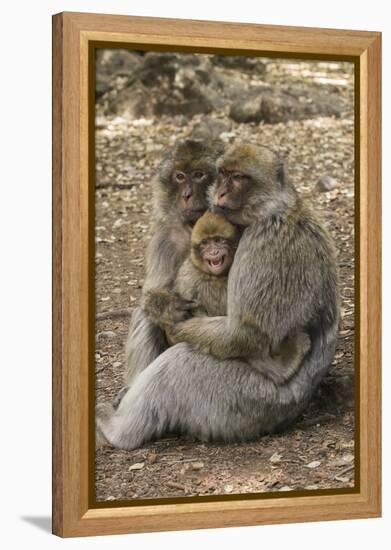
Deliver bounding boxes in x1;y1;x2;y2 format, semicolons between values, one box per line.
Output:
94;60;355;501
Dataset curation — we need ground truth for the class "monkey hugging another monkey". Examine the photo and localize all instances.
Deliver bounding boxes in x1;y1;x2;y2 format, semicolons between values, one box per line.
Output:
144;210;311;384
97;141;339;452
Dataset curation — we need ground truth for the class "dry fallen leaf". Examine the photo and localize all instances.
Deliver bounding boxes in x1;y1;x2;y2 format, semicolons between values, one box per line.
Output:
128;462;145;471
340;453;354;463
335;475;350;483
305;460;321;469
269;453;282;463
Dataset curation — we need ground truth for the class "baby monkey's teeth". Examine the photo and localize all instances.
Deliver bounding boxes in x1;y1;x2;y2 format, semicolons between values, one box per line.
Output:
211;258;223;266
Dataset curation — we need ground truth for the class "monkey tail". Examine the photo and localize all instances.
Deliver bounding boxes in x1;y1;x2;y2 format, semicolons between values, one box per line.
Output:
307;318;339;386
272;319;339;433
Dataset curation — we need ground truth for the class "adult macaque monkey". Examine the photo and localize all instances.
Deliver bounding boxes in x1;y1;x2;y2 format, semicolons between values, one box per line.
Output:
97;144;339;450
145;211;310;382
123;137;224;386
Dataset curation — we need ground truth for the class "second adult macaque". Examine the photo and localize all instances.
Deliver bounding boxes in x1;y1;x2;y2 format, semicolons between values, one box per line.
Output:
145;211;310;383
124;137;224;386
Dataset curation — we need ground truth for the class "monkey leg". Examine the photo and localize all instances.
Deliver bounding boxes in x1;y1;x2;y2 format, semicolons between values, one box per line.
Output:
124;306;169;386
96;335;333;451
112;385;129;410
250;331;311;385
95;402;115;449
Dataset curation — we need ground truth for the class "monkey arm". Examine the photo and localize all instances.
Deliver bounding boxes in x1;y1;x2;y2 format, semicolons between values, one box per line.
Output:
167;316;267;359
143;225;190;292
141;225;191;329
143;288;197;327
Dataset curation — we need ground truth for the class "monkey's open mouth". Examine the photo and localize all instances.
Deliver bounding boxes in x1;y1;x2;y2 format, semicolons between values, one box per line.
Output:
207;255;227;274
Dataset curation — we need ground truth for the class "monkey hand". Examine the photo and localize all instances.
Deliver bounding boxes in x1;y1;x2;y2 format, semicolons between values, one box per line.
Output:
143;289;197;328
164;322;184;345
164;317;217;348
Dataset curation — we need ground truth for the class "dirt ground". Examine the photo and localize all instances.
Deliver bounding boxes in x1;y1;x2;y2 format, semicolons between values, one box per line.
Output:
94;59;355;502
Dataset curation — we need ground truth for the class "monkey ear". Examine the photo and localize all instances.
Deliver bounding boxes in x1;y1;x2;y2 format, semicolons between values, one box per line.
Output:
158;154;173;185
276;159;285;187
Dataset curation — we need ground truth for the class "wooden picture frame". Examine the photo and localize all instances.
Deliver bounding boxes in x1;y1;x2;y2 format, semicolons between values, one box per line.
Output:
52;11;381;537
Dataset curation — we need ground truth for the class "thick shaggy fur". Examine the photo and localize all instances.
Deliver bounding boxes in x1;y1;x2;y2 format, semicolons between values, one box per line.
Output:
124;138;223;385
100;143;339;450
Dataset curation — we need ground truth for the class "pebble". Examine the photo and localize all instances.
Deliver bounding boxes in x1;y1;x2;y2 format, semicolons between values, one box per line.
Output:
316;175;340;192
96;330;116;340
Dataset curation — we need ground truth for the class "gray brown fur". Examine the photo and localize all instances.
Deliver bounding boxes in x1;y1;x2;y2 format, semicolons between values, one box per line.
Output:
123;137;224;385
145;214;310;378
175;258;228;316
98;143;339;451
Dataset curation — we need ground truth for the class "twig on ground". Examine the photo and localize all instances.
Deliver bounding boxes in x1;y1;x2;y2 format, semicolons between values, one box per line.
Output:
337;464;355;477
96;308;133;321
166;481;186;491
96;182;134;190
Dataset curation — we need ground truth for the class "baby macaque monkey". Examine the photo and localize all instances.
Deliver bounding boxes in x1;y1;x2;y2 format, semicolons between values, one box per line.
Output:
176;211;239;316
145;211;311;384
144;211;238;328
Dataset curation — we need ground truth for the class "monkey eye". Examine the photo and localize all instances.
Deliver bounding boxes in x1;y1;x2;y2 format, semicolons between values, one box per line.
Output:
232;173;248;187
174;171;186;183
192;170;206;181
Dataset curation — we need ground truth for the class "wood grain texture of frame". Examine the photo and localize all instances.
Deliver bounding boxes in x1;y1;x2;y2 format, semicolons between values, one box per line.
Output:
52;11;381;538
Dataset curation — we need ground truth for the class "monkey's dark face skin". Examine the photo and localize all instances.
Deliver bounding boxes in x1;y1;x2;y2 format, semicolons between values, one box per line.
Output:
172;167;213;223
213;169;250;213
195;238;234;276
158;138;224;225
212;144;294;226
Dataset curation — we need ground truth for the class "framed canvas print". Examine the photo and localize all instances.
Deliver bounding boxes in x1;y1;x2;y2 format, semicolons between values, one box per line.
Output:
52;12;381;537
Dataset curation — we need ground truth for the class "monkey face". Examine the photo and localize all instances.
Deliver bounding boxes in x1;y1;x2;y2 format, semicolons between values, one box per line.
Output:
159;139;221;224
211;144;286;225
173;168;213;223
191;211;239;274
197;238;234;276
212;169;250;222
